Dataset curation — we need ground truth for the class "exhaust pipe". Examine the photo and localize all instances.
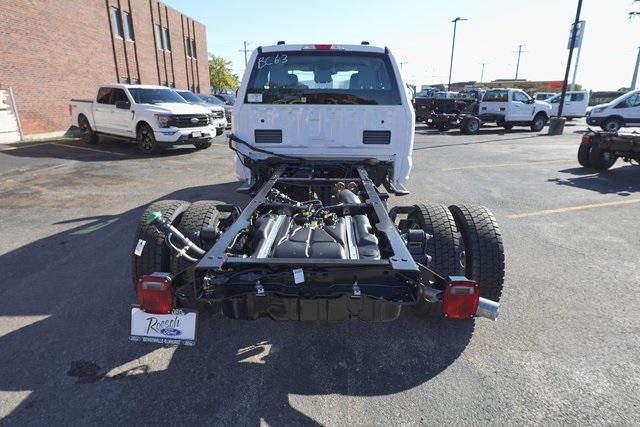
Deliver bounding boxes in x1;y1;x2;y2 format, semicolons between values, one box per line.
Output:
476;297;500;320
337;189;361;204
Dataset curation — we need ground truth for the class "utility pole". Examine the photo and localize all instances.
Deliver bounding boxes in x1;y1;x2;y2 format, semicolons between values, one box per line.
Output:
632;47;640;90
399;62;408;70
514;44;526;80
448;17;467;90
480;62;488;83
549;0;583;135
238;41;250;66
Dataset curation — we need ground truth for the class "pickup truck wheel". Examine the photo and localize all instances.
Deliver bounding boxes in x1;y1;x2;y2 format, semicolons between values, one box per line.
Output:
131;200;190;287
460;117;481;135
601;117;622;132
588;137;617;170
194;141;212;150
436;122;451;131
215;128;224;136
448;205;505;302
577;140;592;168
137;124;163;154
530;114;546;132
170;201;222;282
78;115;98;145
502;123;514;131
408;204;462;316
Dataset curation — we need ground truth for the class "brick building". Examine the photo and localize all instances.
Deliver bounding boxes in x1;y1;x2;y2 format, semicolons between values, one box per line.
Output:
0;0;209;138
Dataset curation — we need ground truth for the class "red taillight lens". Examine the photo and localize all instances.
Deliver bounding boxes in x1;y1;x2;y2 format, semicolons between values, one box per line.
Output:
581;133;592;145
136;273;173;314
68;105;72;116
314;44;332;50
442;278;479;319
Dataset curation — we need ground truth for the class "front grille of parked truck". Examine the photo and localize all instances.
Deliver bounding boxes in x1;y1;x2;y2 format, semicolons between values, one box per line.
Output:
172;115;210;128
211;110;224;119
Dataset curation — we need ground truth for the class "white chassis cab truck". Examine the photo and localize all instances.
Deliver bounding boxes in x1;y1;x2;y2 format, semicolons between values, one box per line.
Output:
70;84;227;154
478;88;551;132
129;44;505;344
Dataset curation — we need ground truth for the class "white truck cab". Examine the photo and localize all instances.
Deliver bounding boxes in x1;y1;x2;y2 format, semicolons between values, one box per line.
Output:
232;43;415;190
586;89;640;132
546;91;589;119
478;88;551;131
70;84;226;153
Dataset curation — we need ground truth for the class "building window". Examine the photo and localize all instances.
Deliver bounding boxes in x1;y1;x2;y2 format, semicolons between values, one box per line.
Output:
184;36;192;58
154;24;162;49
184;37;197;59
162;27;171;51
122;11;134;41
155;25;171;51
110;7;123;38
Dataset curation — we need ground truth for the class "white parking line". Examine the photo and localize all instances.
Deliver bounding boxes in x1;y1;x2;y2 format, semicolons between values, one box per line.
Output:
48;142;128;156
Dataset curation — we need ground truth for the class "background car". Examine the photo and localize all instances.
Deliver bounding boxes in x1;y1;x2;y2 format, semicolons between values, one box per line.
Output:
175;89;227;135
199;94;232;128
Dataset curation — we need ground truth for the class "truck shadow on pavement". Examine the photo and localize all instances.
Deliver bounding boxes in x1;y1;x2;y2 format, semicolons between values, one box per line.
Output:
549;165;640;195
0;183;474;425
2;135;229;162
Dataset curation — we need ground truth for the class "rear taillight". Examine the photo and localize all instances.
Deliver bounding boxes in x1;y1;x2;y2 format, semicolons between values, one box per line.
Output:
442;278;479;319
581;133;592;145
314;44;332;50
68;105;72;116
136;273;174;314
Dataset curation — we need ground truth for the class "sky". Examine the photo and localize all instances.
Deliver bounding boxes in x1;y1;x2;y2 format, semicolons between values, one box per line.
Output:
163;0;640;91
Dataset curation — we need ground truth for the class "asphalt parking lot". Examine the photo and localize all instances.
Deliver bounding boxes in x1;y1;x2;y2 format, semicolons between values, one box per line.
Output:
1;120;639;425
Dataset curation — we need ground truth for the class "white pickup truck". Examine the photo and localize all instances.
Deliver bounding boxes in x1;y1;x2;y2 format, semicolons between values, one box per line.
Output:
70;84;227;153
478;88;551;132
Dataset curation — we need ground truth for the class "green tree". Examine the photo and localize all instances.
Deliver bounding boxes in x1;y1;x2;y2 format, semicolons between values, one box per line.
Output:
208;54;239;90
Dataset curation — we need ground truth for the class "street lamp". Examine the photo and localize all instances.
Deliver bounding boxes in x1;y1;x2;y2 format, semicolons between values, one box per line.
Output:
448;17;467;90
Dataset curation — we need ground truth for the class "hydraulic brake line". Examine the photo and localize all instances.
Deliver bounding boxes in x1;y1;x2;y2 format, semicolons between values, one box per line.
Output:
228;134;307;162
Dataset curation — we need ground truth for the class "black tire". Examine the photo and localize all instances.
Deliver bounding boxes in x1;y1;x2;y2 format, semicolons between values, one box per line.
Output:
194;141;212;150
216;128;224;136
577;141;591;168
170;201;222;281
408;204;462;317
448;205;505;302
502;123;514;131
137;123;163;154
460;117;481;135
588;136;617;170
408;204;461;278
530;113;546;132
601;117;622;132
436;122;451;131
131;200;190;287
78;115;98;144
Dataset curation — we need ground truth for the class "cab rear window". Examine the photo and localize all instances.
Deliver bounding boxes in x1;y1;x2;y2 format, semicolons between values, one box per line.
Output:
245;51;401;105
483;90;508;102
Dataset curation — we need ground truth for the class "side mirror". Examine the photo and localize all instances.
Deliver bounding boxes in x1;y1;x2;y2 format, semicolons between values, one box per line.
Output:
115;100;130;110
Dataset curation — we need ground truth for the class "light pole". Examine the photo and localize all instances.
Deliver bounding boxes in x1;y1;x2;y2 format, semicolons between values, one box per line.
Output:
448;17;467;90
514;44;526;80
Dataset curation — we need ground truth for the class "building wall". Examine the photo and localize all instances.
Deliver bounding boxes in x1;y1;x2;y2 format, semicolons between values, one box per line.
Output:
0;0;209;136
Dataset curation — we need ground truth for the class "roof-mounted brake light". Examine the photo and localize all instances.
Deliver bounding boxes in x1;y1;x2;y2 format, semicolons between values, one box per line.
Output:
314;44;333;50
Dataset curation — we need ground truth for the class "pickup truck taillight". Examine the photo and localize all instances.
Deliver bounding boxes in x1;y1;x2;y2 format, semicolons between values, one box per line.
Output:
68;105;72;116
442;278;479;319
581;133;593;145
136;273;174;314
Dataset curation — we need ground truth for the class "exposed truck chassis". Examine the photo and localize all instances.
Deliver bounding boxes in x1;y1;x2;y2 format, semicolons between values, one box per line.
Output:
133;150;503;323
578;130;640;170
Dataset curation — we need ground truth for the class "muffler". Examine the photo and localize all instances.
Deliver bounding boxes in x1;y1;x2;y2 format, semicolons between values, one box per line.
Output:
476;297;500;320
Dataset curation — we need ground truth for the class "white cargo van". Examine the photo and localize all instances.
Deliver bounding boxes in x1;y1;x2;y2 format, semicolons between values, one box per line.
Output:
586;89;640;132
546;91;589;119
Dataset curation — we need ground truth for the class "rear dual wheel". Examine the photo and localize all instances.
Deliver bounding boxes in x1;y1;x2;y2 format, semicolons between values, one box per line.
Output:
408;203;505;315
